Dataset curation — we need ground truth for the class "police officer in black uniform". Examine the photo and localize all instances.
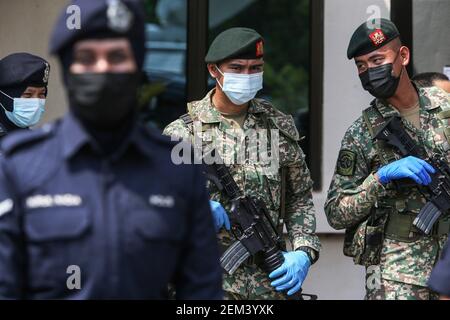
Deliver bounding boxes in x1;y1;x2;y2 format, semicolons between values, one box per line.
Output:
0;53;50;138
0;0;222;299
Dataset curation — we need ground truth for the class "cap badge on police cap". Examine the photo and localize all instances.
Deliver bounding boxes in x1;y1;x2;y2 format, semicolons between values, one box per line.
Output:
43;62;50;84
369;29;386;46
107;0;134;33
256;40;264;58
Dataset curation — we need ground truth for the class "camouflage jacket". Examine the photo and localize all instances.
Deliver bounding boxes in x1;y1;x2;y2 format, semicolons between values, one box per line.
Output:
163;89;321;296
325;86;450;287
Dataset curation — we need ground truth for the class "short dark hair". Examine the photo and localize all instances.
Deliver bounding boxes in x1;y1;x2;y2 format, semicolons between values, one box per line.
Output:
412;72;449;87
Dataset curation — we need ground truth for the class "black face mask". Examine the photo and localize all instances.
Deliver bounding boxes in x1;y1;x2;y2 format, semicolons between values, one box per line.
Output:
359;52;403;99
67;73;141;129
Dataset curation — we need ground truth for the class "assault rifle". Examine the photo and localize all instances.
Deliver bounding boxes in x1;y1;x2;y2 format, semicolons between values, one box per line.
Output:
204;150;317;300
374;116;450;234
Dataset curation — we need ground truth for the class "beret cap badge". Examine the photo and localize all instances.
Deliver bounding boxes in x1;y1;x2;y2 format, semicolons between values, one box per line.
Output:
369;29;386;46
256;40;264;58
43;62;50;84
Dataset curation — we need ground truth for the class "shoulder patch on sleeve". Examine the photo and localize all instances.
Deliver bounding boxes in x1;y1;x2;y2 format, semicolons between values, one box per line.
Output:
337;149;357;176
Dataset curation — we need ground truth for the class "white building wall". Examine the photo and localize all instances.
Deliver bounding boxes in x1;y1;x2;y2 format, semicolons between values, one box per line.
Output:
412;0;450;74
304;0;391;299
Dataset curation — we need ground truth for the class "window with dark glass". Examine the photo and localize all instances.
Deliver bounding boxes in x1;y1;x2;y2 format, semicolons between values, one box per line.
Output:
209;0;311;156
142;0;188;128
143;0;320;189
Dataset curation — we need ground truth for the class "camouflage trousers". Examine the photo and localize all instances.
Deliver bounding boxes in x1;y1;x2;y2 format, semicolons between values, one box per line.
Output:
223;263;288;300
365;274;439;300
224;290;286;300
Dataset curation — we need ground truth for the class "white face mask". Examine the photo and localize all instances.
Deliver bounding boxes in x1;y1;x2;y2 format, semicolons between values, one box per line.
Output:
0;90;46;128
215;65;263;105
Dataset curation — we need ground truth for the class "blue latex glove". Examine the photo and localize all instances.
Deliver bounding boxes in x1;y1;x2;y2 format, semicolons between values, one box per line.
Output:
377;156;435;185
269;251;311;296
209;200;231;232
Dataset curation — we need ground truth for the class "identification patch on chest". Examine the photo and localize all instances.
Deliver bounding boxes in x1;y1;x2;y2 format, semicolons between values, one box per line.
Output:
337;149;357;176
149;195;175;208
26;194;83;209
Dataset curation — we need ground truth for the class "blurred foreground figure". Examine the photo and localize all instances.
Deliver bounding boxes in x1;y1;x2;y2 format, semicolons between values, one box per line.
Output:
0;0;222;300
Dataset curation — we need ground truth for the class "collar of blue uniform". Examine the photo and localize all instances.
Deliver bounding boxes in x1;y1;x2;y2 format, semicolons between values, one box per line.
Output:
192;88;267;124
60;112;153;161
374;83;441;118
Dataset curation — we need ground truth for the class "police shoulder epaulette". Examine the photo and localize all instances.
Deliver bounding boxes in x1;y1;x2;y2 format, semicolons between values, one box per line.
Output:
1;123;55;156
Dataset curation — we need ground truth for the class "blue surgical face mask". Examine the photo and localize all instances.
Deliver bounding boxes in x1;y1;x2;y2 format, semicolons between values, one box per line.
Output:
0;90;46;128
215;65;263;105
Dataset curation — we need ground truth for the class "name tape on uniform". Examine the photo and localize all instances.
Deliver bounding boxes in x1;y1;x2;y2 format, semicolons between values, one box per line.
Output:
149;195;175;208
26;194;83;209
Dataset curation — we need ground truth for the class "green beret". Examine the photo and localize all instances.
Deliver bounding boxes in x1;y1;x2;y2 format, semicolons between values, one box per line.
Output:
205;27;264;64
347;18;400;59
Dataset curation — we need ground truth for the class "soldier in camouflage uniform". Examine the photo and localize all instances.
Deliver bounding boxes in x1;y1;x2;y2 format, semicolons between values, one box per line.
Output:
164;27;321;300
325;19;450;300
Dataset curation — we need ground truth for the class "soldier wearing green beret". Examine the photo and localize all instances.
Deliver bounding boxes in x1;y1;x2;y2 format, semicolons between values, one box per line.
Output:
325;18;450;299
164;27;321;300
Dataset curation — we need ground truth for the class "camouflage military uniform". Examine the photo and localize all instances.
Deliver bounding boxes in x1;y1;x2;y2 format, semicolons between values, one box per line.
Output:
325;86;450;300
164;89;321;299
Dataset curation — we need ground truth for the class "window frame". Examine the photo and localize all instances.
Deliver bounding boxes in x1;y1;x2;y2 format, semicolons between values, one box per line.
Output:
390;0;414;75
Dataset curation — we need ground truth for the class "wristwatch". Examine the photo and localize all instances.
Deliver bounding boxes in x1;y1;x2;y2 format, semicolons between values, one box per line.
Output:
297;246;319;265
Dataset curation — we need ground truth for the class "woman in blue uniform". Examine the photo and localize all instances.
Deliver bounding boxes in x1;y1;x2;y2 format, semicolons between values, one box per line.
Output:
0;53;50;138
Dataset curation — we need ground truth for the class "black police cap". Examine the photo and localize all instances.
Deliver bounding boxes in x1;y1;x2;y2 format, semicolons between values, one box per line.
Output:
347;18;400;59
0;53;50;89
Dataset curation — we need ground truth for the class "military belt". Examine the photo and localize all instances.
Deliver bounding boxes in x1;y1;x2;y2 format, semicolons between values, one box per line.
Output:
384;209;450;241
